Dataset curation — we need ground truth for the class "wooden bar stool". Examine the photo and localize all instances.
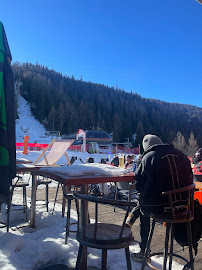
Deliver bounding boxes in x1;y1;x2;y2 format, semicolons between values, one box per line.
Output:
34;176;52;212
141;184;195;270
63;190;78;244
11;177;29;222
0;176;29;232
62;184;81;244
73;192;139;270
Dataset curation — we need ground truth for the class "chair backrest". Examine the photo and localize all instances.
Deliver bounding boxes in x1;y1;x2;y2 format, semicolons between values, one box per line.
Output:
33;139;74;166
73;192;138;243
70;156;77;165
86;157;94;163
100;158;109;164
116;181;130;190
162;183;195;223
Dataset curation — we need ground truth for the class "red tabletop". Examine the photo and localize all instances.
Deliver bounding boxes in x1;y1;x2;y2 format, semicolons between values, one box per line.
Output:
30;167;134;228
31;169;134;186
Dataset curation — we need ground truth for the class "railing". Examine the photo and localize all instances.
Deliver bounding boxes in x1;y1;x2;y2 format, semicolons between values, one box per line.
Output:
16;143;140;154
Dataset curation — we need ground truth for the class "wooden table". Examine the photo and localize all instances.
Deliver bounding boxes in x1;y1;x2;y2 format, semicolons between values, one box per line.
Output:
29;168;134;270
16;163;42;173
30;168;134;228
16;158;33;164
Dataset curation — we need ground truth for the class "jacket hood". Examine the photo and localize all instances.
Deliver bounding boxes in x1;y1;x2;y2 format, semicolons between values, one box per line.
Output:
142;134;163;152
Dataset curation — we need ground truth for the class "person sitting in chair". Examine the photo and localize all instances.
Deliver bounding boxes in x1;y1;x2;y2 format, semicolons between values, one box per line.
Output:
193;148;202;165
124;154;136;172
111;155;119;167
126;134;193;262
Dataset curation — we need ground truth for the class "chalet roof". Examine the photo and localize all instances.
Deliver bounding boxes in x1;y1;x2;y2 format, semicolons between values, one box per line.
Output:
85;130;111;140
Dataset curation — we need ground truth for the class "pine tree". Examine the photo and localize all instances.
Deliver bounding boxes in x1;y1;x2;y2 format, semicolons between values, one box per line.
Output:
186;132;199;157
135;121;145;148
172;132;187;154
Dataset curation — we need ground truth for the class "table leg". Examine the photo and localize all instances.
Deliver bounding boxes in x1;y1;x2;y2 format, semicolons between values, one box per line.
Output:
62;185;71;218
30;173;37;228
80;184;88;270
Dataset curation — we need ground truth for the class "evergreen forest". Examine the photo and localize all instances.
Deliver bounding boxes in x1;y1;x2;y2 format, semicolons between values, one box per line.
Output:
12;62;202;150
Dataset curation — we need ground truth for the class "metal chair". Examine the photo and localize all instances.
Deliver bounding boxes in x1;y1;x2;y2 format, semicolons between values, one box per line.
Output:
114;182;138;211
141;183;195;270
0;176;29;232
36;177;52;212
63;189;78;244
73;192;138;270
11;176;29;221
0;193;10;232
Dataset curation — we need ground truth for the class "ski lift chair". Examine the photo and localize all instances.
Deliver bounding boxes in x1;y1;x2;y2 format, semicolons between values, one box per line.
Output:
73;192;139;270
114;181;139;212
141;184;195;270
32;139;74;212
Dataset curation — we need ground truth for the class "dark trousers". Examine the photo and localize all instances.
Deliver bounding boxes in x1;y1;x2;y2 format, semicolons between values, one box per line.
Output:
130;206;150;252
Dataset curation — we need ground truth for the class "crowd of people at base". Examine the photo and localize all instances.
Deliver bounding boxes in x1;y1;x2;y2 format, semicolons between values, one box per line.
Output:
110;153;142;170
193;148;202;165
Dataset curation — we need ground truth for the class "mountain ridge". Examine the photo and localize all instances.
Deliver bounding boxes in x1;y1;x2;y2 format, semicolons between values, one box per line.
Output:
12;62;202;146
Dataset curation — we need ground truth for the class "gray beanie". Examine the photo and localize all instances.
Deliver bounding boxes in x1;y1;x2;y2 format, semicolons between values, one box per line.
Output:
142;134;163;152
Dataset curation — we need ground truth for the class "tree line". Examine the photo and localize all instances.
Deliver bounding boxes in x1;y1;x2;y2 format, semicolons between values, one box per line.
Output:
12;62;202;155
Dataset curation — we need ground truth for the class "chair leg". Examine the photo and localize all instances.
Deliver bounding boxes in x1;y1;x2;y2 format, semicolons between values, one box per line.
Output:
7;195;11;232
168;224;174;270
114;185;118;212
101;249;107;270
163;223;171;270
125;247;132;270
141;219;156;270
186;221;194;270
65;199;71;244
23;186;28;222
75;244;84;270
46;184;49;212
52;182;60;214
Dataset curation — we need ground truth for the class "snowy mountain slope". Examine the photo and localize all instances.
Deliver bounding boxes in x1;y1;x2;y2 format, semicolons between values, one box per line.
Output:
16;95;52;143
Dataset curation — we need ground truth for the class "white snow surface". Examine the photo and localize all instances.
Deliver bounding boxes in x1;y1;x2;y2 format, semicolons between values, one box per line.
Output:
40;163;127;177
0;94;183;269
16;95;52;143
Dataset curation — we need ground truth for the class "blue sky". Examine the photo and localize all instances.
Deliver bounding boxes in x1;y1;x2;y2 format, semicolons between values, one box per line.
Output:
1;0;202;107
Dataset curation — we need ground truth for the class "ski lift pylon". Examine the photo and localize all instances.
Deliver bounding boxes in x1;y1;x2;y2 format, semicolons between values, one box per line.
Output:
41;118;48;125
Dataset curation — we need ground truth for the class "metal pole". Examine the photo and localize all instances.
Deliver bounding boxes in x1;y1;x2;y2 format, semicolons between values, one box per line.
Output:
30;172;37;228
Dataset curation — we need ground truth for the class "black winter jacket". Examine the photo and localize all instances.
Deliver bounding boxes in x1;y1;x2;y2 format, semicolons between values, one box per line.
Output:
135;144;193;214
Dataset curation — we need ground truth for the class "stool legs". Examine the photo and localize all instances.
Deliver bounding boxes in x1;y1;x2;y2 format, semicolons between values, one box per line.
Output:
141;220;194;270
52;182;60;214
125;247;132;270
163;223;171;270
46;184;49;212
141;219;155;270
75;244;84;270
7;195;11;232
168;224;174;270
65;198;72;244
23;186;28;222
101;249;107;270
186;221;194;270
